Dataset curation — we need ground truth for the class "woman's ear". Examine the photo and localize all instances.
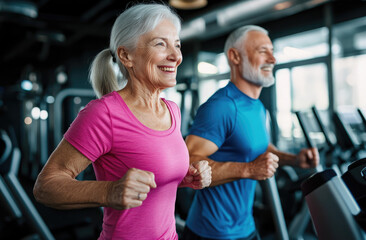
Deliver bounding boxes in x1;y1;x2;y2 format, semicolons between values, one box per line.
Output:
117;46;133;67
227;48;241;65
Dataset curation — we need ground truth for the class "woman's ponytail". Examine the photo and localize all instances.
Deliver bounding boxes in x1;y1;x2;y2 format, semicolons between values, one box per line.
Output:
89;49;119;98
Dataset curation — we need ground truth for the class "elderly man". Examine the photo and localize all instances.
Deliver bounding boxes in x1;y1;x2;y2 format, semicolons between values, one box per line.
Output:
182;25;319;240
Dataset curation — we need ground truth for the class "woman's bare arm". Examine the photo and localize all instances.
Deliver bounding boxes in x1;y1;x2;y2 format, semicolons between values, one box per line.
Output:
33;139;111;209
33;139;156;210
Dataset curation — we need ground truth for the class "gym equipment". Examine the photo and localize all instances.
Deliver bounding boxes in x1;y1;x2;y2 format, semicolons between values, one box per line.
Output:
311;106;336;151
254;110;289;240
175;77;200;137
259;177;289;240
333;107;366;159
264;110;289;240
358;108;366;132
0;129;23;229
301;158;366;240
311;107;347;167
296;109;337;167
342;158;366;211
53;88;95;148
53;88;96;181
310;106;362;174
275;109;328;240
1;87;103;239
0;128;55;240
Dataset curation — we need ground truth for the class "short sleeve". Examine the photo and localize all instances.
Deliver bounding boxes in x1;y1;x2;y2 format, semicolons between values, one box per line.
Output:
189;98;235;148
64;99;113;162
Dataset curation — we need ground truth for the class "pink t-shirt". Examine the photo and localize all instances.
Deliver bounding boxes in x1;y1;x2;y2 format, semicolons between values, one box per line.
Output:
64;91;189;240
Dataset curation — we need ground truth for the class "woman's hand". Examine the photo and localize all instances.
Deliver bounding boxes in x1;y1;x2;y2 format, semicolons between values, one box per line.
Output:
179;160;212;189
106;168;156;210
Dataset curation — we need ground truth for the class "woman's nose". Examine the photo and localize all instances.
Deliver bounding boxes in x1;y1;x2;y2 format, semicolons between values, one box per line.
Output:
167;46;182;63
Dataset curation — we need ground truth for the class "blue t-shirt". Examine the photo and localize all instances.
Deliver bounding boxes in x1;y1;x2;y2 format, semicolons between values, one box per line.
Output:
186;82;269;239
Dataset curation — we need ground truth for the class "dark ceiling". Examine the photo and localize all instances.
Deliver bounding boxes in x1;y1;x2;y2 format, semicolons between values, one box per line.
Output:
1;0;366;87
0;0;239;86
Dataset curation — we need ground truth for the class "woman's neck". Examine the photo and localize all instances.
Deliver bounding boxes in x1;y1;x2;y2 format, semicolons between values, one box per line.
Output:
118;80;163;112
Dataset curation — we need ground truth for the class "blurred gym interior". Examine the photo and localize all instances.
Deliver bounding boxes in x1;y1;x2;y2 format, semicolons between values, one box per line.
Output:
1;0;366;239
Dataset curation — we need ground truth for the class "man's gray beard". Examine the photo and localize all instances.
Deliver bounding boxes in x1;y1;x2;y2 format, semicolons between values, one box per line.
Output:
242;55;275;87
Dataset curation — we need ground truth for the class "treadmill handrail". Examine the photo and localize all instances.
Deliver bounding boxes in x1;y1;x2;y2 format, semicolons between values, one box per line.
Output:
311;106;335;148
0;129;12;165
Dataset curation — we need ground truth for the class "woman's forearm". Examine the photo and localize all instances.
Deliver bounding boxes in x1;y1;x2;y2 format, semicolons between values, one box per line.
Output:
33;170;111;210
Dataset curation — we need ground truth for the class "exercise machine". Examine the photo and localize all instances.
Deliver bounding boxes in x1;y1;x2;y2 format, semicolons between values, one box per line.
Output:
301;158;366;240
0;128;55;240
254;110;289;240
1;87;103;239
333;107;366;160
358;108;366;132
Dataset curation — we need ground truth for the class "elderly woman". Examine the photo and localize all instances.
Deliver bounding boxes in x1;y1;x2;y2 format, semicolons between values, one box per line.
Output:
33;3;211;240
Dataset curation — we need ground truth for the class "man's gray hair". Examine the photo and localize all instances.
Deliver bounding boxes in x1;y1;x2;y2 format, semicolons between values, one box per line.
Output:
224;25;268;59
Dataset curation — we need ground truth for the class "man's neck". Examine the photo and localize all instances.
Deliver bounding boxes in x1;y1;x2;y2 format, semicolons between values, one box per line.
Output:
231;77;263;99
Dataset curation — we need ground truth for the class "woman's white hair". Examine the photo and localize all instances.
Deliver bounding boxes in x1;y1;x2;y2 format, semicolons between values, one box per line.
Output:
224;25;268;59
89;3;181;98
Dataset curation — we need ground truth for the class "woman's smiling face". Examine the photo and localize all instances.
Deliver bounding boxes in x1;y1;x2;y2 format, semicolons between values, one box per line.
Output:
127;19;182;89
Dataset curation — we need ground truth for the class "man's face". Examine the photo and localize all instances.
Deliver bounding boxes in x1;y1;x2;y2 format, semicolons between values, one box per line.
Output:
240;31;276;87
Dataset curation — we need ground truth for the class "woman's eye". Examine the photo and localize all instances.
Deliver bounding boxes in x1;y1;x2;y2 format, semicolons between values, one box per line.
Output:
176;44;181;49
156;42;165;46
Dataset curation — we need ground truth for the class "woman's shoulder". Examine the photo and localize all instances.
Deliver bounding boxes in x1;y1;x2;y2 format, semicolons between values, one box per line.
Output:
162;98;179;111
87;91;119;109
79;91;117;116
100;91;119;104
163;98;178;107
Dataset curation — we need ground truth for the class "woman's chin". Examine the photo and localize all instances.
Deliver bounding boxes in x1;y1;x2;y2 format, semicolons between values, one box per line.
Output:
162;79;177;88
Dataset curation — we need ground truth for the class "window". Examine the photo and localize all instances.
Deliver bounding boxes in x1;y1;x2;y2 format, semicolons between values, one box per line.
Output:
292;63;328;111
273;27;329;64
275;63;328;150
196;51;230;104
333;16;366;110
197;52;230;77
198;79;229;104
333;55;366;109
273;27;330;150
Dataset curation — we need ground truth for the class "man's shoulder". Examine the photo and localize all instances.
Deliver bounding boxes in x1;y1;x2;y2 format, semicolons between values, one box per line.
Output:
208;85;235;102
197;93;236;119
205;91;236;109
